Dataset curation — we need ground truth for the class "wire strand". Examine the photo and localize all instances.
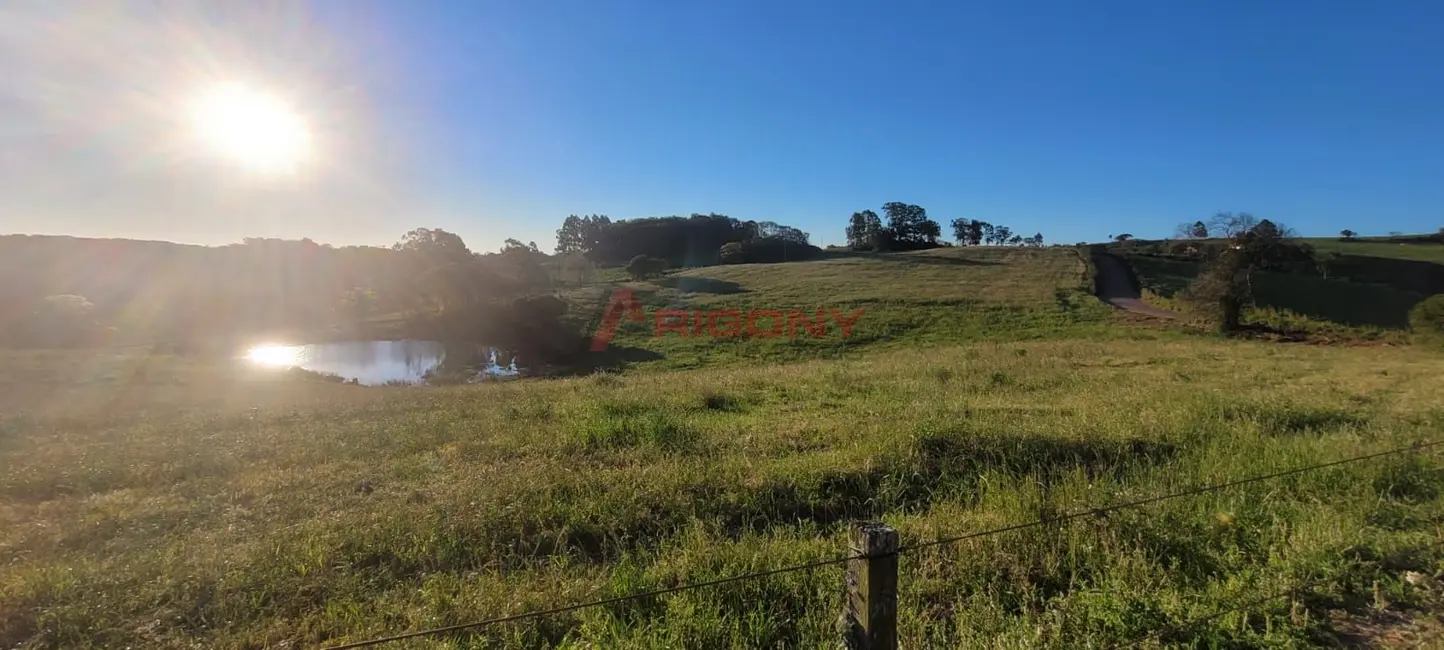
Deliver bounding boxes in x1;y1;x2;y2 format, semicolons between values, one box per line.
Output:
898;438;1443;554
321;552;859;649
322;439;1439;649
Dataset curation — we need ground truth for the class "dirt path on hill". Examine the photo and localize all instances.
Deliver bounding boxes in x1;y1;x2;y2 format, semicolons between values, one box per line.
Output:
1092;253;1180;320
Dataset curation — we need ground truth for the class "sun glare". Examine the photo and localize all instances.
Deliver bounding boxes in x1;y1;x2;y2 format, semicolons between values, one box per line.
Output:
188;83;311;174
247;344;301;367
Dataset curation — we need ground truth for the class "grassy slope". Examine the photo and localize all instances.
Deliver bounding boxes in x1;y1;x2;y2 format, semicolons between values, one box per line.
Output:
1305;238;1444;264
572;247;1128;371
4;250;1444;648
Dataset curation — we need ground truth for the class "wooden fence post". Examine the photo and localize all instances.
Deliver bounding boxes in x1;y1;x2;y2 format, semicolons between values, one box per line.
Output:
843;521;899;650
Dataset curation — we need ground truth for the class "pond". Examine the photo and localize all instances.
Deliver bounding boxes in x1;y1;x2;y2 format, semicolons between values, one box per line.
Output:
244;340;521;385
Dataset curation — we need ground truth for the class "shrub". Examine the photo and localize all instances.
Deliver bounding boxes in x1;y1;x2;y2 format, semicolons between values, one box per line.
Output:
1410;295;1444;343
626;255;669;280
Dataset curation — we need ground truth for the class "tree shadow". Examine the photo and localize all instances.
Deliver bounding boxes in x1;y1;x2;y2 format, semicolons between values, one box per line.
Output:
652;276;747;294
544;345;666;376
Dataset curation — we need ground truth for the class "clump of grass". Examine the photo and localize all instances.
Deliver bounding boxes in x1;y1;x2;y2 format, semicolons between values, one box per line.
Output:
929;367;955;384
572;403;700;452
698;390;743;412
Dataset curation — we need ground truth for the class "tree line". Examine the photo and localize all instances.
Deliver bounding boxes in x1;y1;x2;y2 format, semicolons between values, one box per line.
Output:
0;230;580;358
554;213;818;268
845;202;1044;250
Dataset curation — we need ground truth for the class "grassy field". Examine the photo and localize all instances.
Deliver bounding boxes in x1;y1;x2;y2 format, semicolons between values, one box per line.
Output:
1304;237;1444;265
4;248;1444;649
567;247;1141;371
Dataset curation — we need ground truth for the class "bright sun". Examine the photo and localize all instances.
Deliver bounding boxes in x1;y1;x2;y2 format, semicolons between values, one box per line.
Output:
188;83;311;174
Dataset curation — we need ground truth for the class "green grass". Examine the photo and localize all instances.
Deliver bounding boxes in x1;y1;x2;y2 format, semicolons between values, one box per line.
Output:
566;247;1133;371
1305;237;1444;265
5;250;1444;649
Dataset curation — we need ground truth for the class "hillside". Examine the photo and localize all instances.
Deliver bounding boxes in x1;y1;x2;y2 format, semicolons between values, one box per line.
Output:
5;243;1444;648
576;247;1125;371
1305;236;1444;264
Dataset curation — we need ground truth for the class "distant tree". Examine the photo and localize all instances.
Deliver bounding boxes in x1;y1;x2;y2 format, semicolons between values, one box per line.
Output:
15;294;105;347
1184;216;1314;332
626;255;669;280
554;214;612;255
755;221;811;245
559;253;596;285
1208;212;1260;239
1176;220;1209;239
979;222;997;245
719;238;823;264
393;228;471;263
953;219;986;246
991;226;1014;246
1183;248;1250;332
1008;234;1023;246
846;210;885;250
1026;232;1045;247
1113;233;1134;242
881;202;942;249
1339;229;1357;241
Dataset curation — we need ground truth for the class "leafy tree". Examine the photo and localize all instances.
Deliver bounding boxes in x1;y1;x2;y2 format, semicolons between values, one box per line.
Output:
1184;216;1313;332
993;226;1015;246
979;222;997;245
626;255;669;280
1339;229;1357;241
754;221;810;245
1183;248;1250;332
846;210;884;250
1027;232;1045;247
1176;220;1209;239
554;214;612;255
393;227;471;263
1113;233;1133;242
881;202;942;249
950;218;986;246
950;218;971;244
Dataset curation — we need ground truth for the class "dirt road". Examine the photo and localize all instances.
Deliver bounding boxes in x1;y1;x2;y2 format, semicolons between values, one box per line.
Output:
1092;253;1180;320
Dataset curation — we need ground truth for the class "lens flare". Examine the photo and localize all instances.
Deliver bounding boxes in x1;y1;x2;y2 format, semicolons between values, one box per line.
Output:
188;83;311;174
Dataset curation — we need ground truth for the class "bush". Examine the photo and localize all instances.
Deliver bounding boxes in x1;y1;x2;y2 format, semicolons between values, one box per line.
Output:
1410;295;1444;343
718;237;824;265
625;255;669;280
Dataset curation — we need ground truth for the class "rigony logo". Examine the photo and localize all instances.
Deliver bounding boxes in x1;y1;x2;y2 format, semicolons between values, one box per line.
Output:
590;288;864;352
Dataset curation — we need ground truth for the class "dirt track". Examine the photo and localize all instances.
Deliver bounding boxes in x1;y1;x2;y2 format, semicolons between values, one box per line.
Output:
1092;253;1179;320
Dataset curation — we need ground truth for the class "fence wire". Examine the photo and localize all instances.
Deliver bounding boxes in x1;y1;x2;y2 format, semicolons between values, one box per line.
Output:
323;438;1441;650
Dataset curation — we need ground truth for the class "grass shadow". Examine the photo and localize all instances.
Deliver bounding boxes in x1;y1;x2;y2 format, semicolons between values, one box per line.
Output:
652;276;748;294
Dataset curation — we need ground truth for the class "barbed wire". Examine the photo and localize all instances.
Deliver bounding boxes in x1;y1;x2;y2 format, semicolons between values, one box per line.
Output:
322;438;1440;649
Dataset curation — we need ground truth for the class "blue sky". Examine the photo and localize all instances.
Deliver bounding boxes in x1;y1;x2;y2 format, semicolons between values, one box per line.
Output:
2;1;1442;250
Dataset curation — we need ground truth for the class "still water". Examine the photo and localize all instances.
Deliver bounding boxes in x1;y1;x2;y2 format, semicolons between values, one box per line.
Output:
245;340;520;385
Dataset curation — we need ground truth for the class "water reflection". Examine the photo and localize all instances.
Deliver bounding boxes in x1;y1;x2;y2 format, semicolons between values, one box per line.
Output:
244;340;520;385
